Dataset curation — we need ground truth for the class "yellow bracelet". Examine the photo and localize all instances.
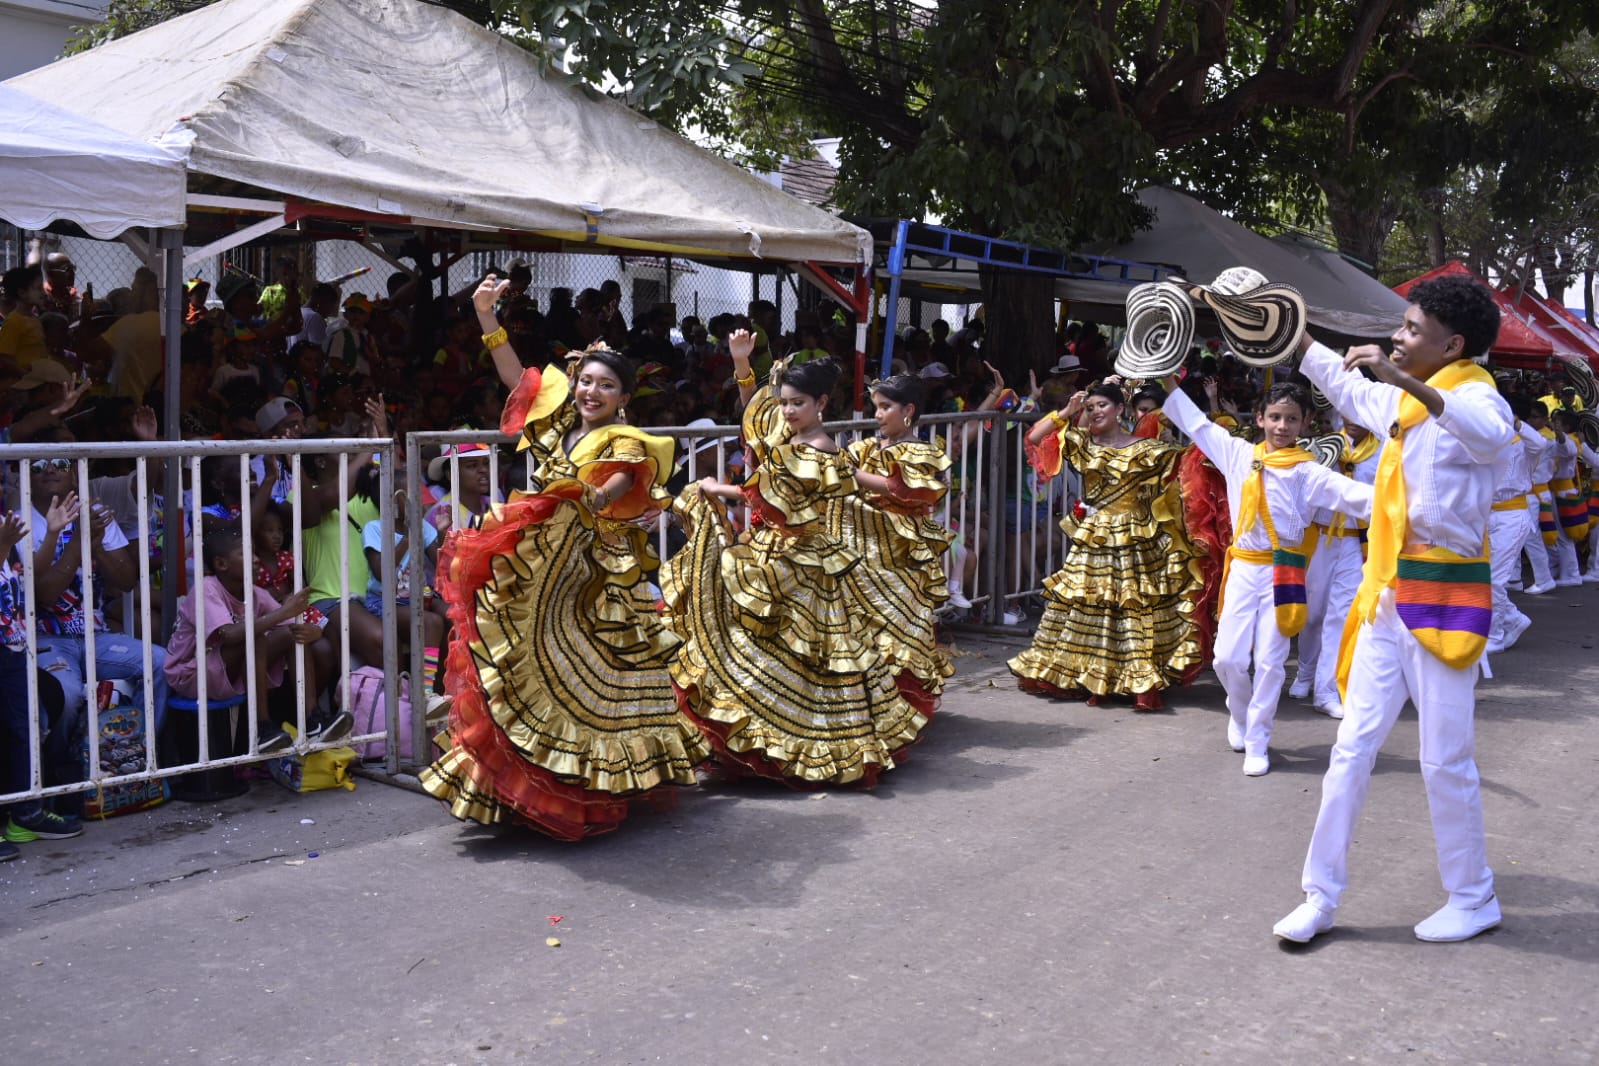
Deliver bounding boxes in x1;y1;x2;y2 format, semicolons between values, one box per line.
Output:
1047;410;1069;428
734;371;757;388
481;326;509;349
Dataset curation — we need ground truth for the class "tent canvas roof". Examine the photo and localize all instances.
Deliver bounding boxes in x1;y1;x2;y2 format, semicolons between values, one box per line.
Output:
0;84;189;239
1502;287;1599;369
5;0;868;264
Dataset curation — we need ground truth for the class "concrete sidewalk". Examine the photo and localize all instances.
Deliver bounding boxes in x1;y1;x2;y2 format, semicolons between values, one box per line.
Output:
3;590;1598;1066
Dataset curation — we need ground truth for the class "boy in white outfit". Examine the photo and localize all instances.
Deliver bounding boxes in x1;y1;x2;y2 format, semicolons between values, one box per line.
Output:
1163;379;1372;777
1485;395;1538;653
1275;275;1512;946
1545;419;1581;586
1517;414;1556;594
1295;423;1380;717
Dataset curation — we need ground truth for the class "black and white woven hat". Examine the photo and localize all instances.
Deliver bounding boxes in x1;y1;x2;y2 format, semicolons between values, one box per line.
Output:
1188;267;1306;368
1299;434;1345;469
1115;281;1194;379
1562;356;1599;410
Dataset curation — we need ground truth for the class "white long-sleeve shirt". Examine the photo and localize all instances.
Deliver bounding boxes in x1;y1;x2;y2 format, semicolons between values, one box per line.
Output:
1299;341;1514;557
1492;426;1535;501
1550;431;1579;481
1165;388;1373;552
1311;437;1380;526
1523;429;1554;486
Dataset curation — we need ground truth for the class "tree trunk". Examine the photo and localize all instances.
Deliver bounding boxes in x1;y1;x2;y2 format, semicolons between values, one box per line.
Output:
979;267;1057;388
1585;270;1595;324
1320;178;1400;275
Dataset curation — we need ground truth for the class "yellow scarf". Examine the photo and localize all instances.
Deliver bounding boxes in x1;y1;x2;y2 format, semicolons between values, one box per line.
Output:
1336;359;1495;693
1237;441;1316;536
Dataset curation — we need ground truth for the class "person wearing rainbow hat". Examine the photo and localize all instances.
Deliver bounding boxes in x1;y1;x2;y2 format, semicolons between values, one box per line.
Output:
1275;275;1512;945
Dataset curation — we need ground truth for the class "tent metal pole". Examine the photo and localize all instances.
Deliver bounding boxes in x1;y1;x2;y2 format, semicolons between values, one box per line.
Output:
158;226;185;641
881;220;910;378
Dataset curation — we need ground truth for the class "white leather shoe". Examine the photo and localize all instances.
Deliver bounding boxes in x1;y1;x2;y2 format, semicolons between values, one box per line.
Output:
1227;719;1244;752
1523;581;1555;595
1500;614;1531;649
1288;678;1311;700
1556;578;1583;588
1414;895;1501;942
1314;698;1344;719
1274;902;1335;943
1242;754;1270;776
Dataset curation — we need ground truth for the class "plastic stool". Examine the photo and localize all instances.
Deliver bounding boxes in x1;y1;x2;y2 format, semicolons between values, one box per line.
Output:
162;694;251;802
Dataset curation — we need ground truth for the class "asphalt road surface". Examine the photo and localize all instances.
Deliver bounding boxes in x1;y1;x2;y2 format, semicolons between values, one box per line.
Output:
4;587;1597;1065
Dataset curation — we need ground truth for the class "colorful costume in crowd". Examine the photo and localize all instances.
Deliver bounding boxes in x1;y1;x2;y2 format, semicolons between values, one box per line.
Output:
1009;417;1208;702
835;435;955;716
662;377;926;787
422;366;709;840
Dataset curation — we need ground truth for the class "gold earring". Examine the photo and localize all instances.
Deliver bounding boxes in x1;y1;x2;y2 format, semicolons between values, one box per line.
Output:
619;406;628;423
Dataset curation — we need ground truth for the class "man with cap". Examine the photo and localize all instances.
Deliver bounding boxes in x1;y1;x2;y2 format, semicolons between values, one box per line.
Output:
326;294;376;375
184;277;211;327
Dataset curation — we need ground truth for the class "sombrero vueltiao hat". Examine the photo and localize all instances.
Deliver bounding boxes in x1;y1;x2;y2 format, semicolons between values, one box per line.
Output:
1310;384;1332;410
1577;411;1599;452
1298;434;1344;469
1187;266;1306;368
1560;355;1599;410
1115;281;1195;379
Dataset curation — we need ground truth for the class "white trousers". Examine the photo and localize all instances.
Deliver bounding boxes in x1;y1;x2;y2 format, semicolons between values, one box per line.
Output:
1488;508;1534;642
1300;587;1495;913
1311;536;1364;706
1213;560;1290;759
1523;495;1554;587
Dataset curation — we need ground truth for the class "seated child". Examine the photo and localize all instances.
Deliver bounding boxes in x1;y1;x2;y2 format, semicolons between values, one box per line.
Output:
252;500;296;603
362;487;447;700
164;523;351;754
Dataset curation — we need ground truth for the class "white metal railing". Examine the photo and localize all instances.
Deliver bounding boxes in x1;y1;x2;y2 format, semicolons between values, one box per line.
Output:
0;436;407;814
0;409;1079;813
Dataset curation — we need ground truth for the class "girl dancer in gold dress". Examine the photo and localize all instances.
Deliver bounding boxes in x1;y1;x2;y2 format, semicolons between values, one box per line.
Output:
663;334;925;786
1009;382;1207;711
422;277;708;840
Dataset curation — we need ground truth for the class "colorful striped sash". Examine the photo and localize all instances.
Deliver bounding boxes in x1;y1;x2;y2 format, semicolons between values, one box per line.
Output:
1553;476;1590;540
1220;520;1319;637
1538;495;1559;545
1588;477;1599;523
1394;549;1492;669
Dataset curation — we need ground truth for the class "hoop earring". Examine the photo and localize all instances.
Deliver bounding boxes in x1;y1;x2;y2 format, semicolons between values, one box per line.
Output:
619;406;628;424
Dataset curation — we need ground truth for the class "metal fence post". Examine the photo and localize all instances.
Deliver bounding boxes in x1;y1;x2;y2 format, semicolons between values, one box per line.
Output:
984;414;1009;625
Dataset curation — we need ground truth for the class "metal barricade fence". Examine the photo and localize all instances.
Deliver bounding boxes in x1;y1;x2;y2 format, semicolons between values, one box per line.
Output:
0;436;408;815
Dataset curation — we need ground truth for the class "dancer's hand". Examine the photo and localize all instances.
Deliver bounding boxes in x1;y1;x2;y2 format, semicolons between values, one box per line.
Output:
473;275;510;315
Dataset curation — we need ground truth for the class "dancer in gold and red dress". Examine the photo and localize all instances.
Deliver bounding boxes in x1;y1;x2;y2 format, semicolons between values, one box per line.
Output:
663;334;925;787
421;276;708;840
1009;382;1209;710
836;373;955;718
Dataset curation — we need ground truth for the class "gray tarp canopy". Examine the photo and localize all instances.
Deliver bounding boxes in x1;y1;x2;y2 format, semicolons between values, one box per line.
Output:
891;187;1408;342
5;0;869;265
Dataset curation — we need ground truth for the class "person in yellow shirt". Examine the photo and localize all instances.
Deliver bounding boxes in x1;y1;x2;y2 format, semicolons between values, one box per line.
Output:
0;266;48;370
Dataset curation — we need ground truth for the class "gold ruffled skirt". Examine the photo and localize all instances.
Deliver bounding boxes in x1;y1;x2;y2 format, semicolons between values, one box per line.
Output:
662;488;926;786
421;490;710;840
831;496;954;702
1009;507;1205;696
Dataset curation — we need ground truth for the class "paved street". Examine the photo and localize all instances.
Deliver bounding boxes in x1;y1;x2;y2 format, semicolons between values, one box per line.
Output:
3;588;1597;1066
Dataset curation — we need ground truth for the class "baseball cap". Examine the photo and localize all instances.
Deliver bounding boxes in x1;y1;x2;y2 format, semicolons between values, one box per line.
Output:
343;293;373;314
919;362;953;379
427;442;493;482
255;397;303;434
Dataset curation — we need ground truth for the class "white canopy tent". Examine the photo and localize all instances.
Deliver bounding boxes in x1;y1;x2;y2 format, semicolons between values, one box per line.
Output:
4;0;870;266
0;83;190;238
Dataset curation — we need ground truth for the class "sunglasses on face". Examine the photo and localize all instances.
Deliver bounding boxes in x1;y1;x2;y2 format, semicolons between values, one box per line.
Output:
29;458;71;473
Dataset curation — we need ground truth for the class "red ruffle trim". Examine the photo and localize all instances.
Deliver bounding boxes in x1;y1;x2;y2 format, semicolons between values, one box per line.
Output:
1177;446;1229;677
436;486;676;841
499;366;546;439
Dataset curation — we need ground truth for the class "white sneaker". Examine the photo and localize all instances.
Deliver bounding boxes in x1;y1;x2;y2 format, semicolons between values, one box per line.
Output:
1226;719;1244;752
946;590;973;610
1556;578;1583;588
1313;698;1344;719
1002;610;1025;625
1500;614;1531;649
1288;678;1311;700
1523;581;1556;595
1413;895;1501;942
1584;572;1599;584
1274;902;1335;943
1242;754;1270;776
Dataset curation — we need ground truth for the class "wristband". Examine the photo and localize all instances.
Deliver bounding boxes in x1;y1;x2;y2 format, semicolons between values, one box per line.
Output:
481;326;509;349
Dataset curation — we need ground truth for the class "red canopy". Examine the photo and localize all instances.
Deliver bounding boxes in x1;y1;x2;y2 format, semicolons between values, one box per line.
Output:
1394;261;1553;366
1500;286;1599;371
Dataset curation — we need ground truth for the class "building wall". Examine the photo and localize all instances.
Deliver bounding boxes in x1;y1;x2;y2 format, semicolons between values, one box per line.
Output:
0;1;105;81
